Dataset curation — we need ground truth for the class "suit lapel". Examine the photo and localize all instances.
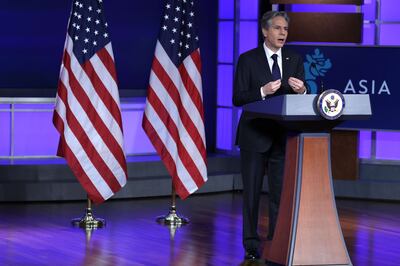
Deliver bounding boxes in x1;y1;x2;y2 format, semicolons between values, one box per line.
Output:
255;46;273;81
282;49;291;83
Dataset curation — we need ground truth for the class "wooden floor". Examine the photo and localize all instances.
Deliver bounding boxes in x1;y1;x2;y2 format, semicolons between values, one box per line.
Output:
0;192;399;266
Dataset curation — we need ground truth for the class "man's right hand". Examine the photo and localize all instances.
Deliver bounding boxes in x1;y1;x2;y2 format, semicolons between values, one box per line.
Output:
262;80;281;96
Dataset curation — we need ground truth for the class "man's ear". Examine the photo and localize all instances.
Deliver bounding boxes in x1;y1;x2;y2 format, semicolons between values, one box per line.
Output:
262;28;268;38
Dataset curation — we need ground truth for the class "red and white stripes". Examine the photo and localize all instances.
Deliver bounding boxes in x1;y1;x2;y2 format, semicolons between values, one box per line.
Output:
143;41;207;199
53;36;127;203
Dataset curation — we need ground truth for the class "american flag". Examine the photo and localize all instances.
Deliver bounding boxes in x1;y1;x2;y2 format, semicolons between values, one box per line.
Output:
142;0;207;199
53;0;127;204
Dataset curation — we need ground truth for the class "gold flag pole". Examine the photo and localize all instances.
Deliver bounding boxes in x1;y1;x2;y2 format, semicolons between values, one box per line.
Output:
156;183;189;227
72;196;105;229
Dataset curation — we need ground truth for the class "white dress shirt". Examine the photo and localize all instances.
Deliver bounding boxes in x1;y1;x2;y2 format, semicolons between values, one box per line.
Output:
261;43;282;98
260;43;306;98
264;43;283;79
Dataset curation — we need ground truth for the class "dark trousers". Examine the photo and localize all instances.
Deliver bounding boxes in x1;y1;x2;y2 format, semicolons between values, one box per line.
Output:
240;138;285;250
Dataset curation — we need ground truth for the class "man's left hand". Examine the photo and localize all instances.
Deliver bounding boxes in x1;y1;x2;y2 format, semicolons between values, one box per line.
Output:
288;77;306;94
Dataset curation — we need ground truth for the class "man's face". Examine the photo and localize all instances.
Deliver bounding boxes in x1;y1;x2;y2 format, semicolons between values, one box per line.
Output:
262;16;288;52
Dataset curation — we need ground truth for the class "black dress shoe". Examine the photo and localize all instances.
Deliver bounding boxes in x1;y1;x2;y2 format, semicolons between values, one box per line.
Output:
244;249;260;260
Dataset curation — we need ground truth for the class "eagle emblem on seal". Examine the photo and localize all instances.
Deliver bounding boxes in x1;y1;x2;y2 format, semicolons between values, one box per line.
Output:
317;89;345;120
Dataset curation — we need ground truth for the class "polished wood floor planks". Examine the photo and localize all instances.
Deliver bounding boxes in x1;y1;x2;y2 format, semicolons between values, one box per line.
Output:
0;192;399;265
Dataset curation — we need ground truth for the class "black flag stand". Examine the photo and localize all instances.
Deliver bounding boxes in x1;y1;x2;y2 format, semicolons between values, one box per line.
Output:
72;196;105;229
156;183;189;230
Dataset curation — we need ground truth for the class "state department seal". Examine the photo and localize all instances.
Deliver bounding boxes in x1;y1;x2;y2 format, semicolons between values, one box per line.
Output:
317;89;345;120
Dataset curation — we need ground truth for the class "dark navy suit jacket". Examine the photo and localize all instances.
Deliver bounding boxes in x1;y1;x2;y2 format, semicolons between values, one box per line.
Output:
233;45;307;152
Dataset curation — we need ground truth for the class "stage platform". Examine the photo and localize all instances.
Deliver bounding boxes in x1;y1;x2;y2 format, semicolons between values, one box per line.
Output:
1;153;400;202
0;153;242;202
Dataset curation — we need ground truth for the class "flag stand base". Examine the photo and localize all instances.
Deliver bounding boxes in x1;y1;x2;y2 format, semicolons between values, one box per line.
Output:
156;185;189;227
156;186;189;239
72;207;105;229
156;206;188;240
156;206;189;226
72;198;105;229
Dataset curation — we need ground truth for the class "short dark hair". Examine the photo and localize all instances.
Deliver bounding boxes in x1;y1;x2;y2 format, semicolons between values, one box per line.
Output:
261;11;290;30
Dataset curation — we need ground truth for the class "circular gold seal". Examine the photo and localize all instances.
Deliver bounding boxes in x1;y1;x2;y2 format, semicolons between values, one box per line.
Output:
317;89;345;120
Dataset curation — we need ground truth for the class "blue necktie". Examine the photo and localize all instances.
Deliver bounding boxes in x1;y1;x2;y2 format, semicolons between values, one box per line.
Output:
271;54;281;81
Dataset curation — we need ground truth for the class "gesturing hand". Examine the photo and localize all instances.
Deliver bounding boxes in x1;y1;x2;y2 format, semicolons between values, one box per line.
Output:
262;80;281;95
288;77;306;94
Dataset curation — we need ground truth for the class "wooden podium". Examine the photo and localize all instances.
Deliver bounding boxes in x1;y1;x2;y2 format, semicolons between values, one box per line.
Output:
243;94;371;266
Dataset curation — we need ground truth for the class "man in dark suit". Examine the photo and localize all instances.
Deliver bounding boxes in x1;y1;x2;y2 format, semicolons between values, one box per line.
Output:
233;11;308;260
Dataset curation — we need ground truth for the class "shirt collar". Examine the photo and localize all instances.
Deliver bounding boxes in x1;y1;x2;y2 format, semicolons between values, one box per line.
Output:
263;42;282;60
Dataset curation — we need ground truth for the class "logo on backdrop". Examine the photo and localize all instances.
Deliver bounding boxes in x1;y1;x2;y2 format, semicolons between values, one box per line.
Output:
293;44;398;129
317;89;345;120
304;48;391;96
304;49;332;94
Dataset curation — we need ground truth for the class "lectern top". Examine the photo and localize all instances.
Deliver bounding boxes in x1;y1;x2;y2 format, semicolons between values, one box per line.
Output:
243;94;371;121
